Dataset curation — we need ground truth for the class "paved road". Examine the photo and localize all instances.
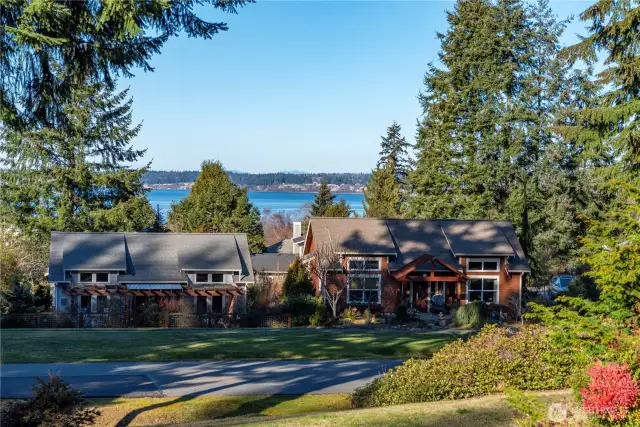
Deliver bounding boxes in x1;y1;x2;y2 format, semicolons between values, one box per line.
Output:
1;360;402;398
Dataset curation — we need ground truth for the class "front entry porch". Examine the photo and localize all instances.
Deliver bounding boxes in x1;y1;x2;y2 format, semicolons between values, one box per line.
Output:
392;253;468;312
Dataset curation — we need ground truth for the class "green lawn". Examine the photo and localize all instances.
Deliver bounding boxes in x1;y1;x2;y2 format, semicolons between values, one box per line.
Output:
89;394;351;427
84;390;577;427
0;329;459;363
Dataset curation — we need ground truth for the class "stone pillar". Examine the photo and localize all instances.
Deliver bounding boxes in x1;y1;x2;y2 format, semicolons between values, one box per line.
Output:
90;296;97;313
206;296;212;313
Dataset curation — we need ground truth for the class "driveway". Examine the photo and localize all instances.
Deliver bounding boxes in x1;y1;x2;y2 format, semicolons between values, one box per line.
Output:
0;360;402;398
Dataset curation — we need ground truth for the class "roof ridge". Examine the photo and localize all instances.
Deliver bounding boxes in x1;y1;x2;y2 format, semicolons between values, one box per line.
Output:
51;231;249;236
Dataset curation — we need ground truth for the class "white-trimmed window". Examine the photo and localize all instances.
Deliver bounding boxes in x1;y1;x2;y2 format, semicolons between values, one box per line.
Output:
348;258;380;271
466;258;500;272
195;273;226;284
78;272;109;283
347;274;381;304
467;277;498;303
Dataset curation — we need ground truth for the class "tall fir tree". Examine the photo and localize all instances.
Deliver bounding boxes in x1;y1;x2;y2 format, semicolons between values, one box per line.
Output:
377;121;412;182
408;0;595;287
0;82;154;233
167;161;265;253
560;0;640;175
1;0;250;130
364;158;402;218
310;180;336;217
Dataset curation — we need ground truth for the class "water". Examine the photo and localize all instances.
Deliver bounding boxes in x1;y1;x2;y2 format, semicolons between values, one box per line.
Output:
148;189;365;217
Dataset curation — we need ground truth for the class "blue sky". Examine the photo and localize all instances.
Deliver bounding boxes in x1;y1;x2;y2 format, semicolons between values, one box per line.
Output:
126;1;593;173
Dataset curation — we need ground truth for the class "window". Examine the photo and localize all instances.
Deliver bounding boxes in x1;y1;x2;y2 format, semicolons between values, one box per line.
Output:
210;273;224;283
60;297;69;308
95;273;109;282
97;295;107;312
195;273;208;283
79;272;110;282
348;259;380;271
80;295;91;309
467;278;498;303
467;258;500;272
347;275;381;304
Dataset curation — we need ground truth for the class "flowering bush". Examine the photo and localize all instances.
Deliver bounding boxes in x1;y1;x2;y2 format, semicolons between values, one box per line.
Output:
580;362;639;422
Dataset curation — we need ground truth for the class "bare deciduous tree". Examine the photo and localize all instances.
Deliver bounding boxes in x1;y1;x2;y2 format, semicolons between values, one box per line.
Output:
261;210;293;246
309;241;345;318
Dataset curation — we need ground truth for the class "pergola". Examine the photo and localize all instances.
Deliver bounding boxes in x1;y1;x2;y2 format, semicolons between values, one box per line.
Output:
66;285;245;297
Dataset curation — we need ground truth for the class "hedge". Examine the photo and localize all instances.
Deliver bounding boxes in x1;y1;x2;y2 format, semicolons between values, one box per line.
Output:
352;325;577;408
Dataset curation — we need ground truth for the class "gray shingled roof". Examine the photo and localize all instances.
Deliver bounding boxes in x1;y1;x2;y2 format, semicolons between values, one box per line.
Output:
251;253;295;273
307;218;530;273
48;232;255;283
266;239;293;254
308;218;397;255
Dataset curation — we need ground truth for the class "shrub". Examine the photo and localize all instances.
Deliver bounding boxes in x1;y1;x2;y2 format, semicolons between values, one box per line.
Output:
453;300;488;328
309;297;329;327
281;294;317;326
0;373;99;427
505;387;547;427
137;299;162;327
351;325;575;408
395;304;409;323
282;257;314;297
580;362;639;422
342;307;357;321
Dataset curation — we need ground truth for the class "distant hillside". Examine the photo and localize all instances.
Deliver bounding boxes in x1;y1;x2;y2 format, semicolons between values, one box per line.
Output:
143;171;368;185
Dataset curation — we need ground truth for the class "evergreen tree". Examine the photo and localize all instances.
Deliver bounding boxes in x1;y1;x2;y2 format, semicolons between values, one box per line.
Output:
282;257;314;297
363;161;402;218
580;182;640;326
377;121;412;182
167;161;265;253
1;0;250;130
560;0;640;173
150;205;167;232
0;82;154;233
324;199;352;217
409;0;506;219
310;180;335;217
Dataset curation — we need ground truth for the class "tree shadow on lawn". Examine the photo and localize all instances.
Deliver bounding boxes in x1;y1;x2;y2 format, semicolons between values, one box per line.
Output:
110;360;390;426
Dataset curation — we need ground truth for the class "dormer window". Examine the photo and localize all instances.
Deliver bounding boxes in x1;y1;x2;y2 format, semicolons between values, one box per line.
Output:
195;273;226;284
79;272;110;283
95;273;109;282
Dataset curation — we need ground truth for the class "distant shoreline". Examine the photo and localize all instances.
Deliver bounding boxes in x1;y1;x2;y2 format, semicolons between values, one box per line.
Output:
145;183;365;194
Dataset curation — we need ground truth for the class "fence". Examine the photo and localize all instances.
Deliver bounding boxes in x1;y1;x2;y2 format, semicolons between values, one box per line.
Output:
0;312;292;329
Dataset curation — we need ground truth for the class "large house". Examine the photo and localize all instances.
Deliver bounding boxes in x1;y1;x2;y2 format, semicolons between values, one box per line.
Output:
303;218;530;312
48;232;253;314
48;217;529;316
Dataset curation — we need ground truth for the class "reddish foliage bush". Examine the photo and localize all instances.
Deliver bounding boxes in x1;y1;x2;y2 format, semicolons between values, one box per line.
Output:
580;361;640;421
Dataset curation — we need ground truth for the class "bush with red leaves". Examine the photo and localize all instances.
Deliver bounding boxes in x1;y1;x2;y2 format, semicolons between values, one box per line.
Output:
580;361;640;422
